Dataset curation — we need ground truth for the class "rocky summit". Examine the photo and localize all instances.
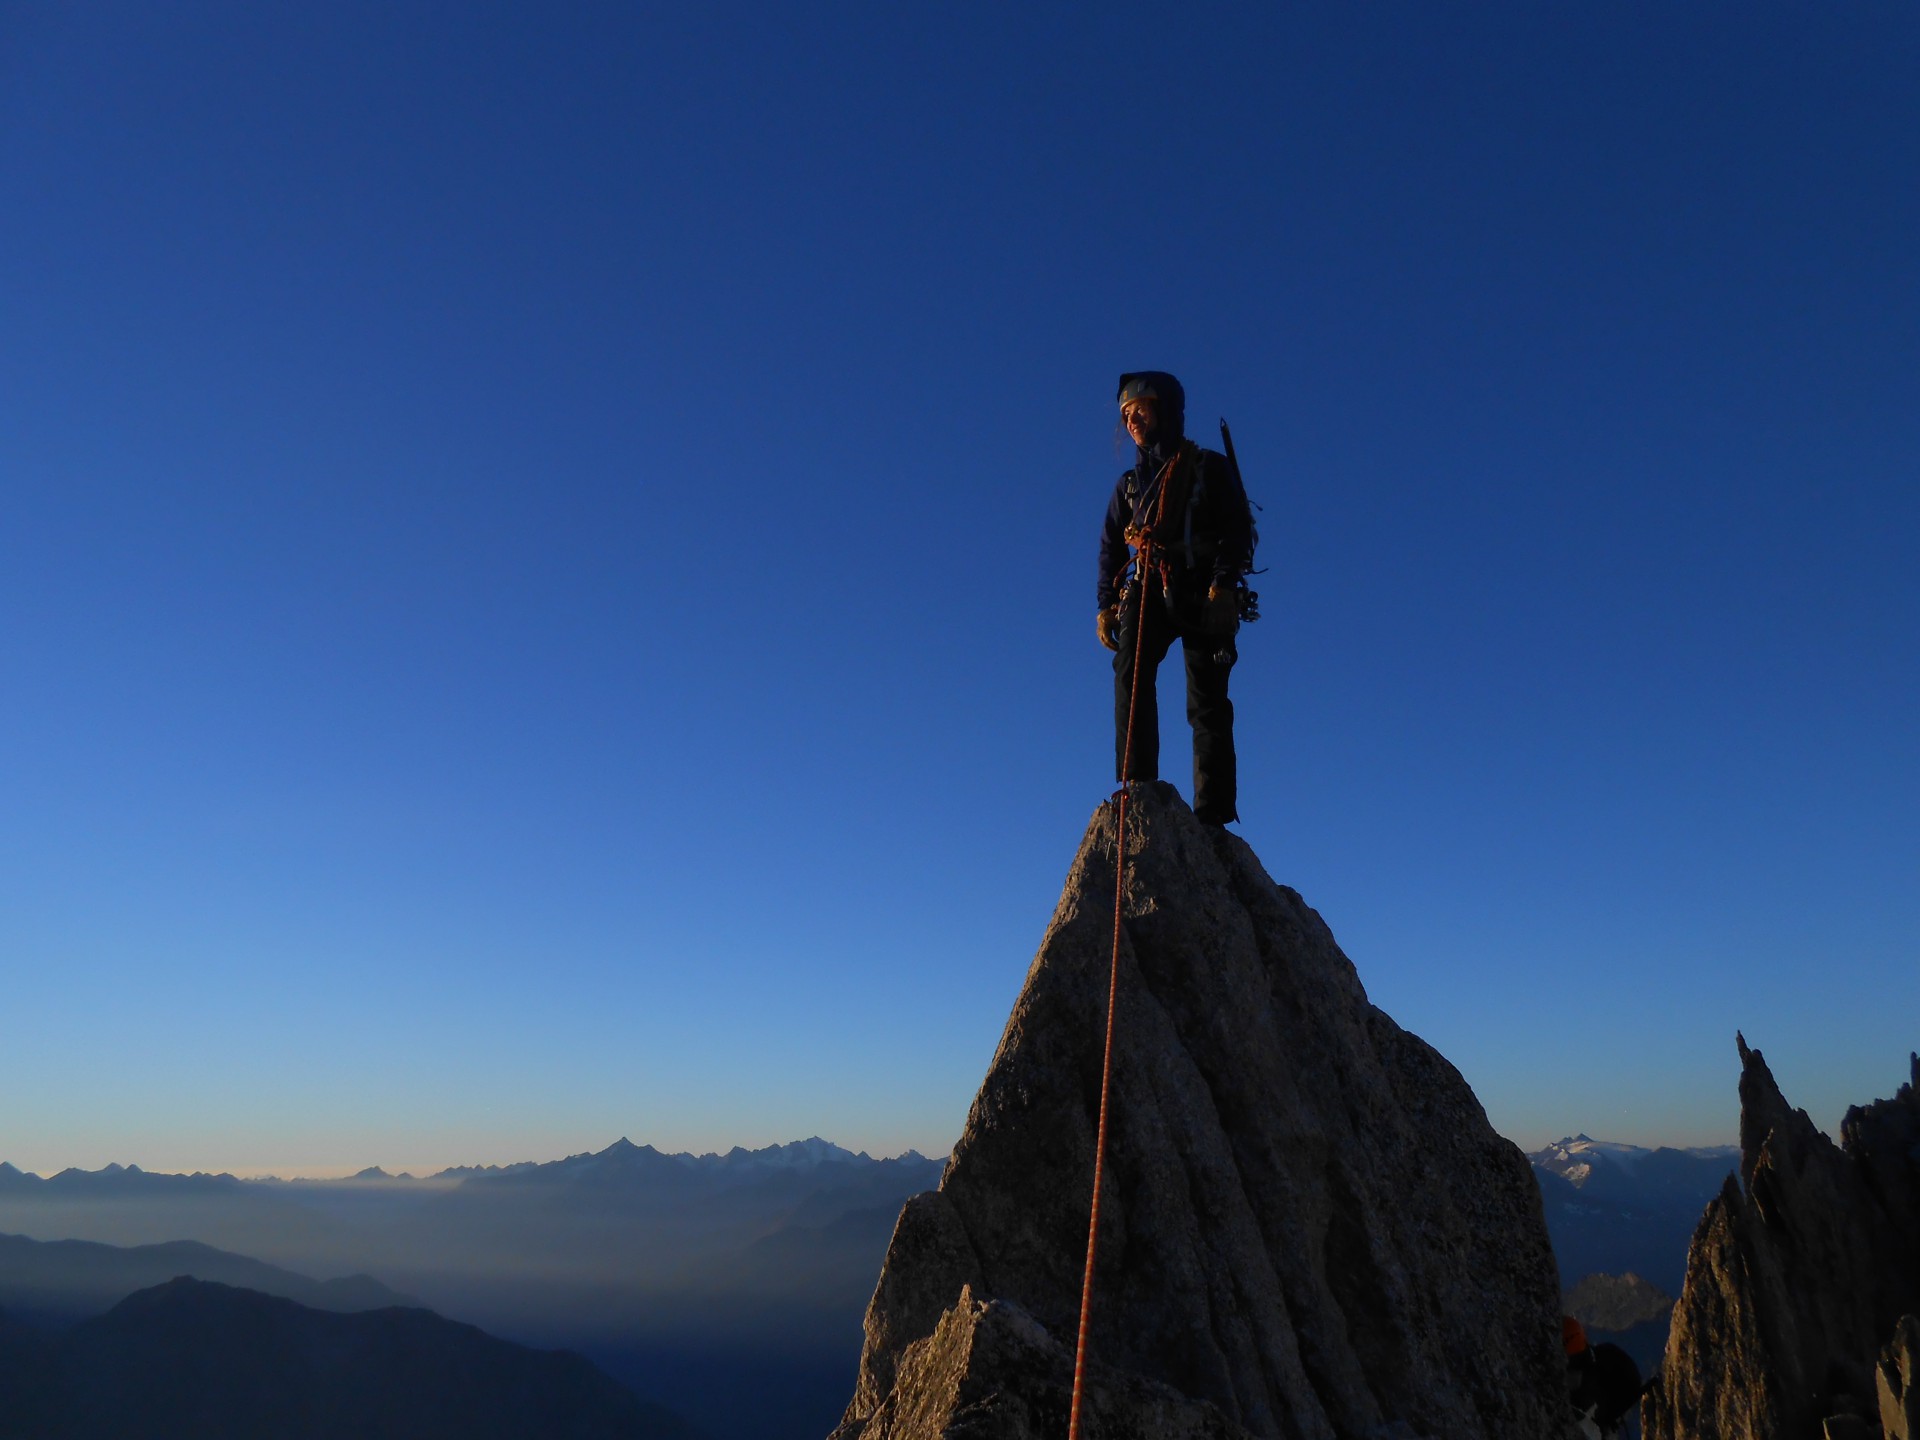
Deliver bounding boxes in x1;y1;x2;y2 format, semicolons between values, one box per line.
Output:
1643;1039;1920;1440
832;783;1565;1440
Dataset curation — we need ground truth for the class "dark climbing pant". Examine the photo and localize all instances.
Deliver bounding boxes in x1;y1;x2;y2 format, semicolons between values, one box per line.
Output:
1113;583;1237;824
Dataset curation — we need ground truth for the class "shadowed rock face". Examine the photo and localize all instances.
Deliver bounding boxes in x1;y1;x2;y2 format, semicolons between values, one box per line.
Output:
1643;1040;1920;1440
1881;1315;1920;1440
832;784;1565;1440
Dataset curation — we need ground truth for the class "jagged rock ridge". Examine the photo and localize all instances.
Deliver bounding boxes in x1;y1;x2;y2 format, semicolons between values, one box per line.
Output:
1643;1039;1920;1440
834;783;1565;1440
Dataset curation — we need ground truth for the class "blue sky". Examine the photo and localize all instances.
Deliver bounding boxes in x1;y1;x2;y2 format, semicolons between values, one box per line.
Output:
2;2;1915;1176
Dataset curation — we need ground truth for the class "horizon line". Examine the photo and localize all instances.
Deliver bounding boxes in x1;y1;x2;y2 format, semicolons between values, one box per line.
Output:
0;1128;1745;1183
0;1134;952;1183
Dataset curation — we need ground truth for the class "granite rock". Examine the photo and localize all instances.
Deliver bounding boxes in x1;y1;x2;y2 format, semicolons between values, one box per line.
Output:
1643;1042;1920;1440
833;784;1566;1440
1877;1315;1919;1440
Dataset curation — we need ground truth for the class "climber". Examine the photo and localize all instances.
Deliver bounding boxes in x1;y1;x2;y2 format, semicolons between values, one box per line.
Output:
1564;1316;1645;1440
1096;371;1255;826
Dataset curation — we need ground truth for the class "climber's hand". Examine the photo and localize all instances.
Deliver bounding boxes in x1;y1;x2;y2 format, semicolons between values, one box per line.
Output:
1096;606;1121;651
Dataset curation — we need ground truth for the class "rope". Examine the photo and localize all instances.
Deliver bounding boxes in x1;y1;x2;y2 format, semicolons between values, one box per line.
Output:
1068;447;1181;1440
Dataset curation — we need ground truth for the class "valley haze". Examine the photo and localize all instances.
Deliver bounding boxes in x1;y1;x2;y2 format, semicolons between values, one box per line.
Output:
0;1135;950;1440
0;1125;1747;1437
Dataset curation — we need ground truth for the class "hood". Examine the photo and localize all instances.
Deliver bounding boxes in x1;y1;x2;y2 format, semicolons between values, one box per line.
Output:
1116;370;1187;455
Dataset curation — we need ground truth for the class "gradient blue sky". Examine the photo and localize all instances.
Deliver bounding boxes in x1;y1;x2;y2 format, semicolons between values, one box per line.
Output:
3;3;1915;1176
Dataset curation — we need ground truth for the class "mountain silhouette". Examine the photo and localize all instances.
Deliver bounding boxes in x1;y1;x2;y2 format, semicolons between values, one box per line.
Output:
0;1231;412;1326
0;1277;705;1440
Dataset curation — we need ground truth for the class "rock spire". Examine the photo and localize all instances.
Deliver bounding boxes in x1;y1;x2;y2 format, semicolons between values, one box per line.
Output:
832;783;1566;1440
1643;1038;1920;1440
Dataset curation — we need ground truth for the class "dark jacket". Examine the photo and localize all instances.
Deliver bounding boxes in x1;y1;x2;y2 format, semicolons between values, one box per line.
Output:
1096;443;1254;611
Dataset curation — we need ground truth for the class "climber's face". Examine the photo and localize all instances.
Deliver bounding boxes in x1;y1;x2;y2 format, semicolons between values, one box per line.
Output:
1123;398;1159;447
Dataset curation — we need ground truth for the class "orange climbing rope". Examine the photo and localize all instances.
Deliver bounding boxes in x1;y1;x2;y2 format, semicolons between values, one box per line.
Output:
1067;448;1182;1440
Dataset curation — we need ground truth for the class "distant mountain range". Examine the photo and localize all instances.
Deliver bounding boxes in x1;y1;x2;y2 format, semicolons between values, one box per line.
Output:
0;1161;248;1196
7;1132;1733;1433
0;1277;703;1440
0;1137;944;1290
0;1137;946;1440
1;1130;1739;1436
1530;1134;1739;1192
1527;1135;1739;1293
0;1136;924;1190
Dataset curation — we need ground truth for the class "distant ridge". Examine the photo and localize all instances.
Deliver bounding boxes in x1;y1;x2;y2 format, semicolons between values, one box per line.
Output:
1;1137;939;1187
0;1231;415;1323
1527;1136;1742;1291
1530;1136;1739;1185
453;1136;935;1188
0;1277;705;1440
0;1164;246;1194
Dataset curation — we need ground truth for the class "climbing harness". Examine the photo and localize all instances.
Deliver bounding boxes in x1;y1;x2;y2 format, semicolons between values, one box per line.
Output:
1115;433;1262;634
1067;448;1179;1440
1118;444;1197;603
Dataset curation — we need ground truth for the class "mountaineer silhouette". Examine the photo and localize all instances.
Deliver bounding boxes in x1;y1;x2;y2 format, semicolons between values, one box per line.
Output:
1097;373;1256;827
831;785;1565;1440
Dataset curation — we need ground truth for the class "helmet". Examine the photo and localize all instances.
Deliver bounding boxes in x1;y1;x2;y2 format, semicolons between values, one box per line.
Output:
1116;371;1186;444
